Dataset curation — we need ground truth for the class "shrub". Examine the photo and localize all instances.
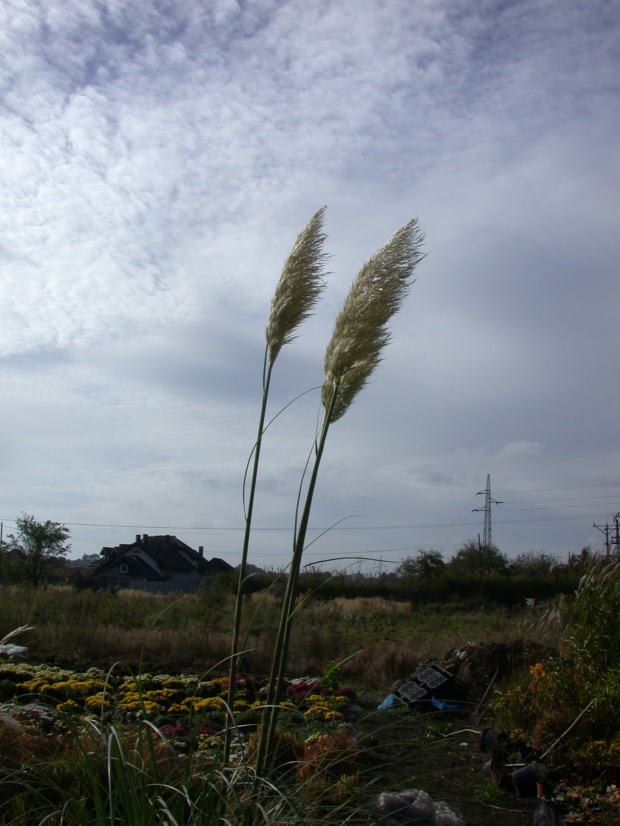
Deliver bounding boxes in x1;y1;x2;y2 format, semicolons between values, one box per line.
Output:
0;678;16;701
491;555;620;755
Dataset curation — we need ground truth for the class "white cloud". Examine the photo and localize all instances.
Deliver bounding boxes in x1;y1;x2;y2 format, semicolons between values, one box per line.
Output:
497;441;544;461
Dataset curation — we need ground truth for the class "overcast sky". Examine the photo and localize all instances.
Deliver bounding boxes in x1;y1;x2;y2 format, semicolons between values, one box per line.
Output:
2;0;619;571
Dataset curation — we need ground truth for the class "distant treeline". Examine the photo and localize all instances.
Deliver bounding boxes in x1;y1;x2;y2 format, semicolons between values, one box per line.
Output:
5;537;597;607
223;542;596;607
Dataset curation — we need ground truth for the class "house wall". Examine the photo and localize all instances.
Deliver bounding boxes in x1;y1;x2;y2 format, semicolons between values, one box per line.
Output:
92;571;205;593
126;578;202;594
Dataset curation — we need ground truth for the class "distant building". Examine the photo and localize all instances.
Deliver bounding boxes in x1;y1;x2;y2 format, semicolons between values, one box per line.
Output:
90;534;232;593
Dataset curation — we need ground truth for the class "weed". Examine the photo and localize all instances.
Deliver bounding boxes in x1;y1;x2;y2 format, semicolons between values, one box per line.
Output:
425;720;453;740
490;555;620;792
475;777;507;805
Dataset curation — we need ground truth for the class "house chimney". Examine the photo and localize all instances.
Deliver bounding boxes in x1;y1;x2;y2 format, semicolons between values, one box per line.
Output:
199;546;204;557
136;534;141;544
143;534;148;541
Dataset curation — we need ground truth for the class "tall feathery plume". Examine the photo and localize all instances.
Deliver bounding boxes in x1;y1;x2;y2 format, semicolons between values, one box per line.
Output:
257;218;425;773
266;207;328;366
322;218;425;420
224;207;328;762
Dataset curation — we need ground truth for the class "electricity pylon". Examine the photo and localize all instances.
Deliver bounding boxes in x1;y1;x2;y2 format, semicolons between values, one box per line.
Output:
472;474;502;547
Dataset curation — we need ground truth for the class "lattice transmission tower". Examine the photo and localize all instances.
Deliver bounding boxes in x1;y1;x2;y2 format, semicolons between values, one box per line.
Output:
472;474;502;547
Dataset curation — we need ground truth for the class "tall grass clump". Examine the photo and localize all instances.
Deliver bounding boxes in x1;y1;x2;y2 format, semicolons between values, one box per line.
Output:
255;218;425;771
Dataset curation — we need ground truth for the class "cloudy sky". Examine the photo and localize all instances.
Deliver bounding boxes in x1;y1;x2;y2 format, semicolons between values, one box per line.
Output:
2;0;619;571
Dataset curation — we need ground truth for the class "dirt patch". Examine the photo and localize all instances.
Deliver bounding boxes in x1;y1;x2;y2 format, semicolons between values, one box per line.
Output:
356;703;538;826
363;639;620;825
354;640;555;825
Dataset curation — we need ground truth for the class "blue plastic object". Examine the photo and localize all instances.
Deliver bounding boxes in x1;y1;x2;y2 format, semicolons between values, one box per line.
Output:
430;696;463;711
377;693;404;710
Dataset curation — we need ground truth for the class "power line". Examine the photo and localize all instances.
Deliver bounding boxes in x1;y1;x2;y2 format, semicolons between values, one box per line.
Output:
500;502;619;513
432;492;479;548
503;494;620;505
1;508;615;533
497;481;620;495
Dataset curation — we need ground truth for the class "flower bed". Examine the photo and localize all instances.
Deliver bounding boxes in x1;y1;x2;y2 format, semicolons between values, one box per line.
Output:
0;661;355;758
0;659;360;824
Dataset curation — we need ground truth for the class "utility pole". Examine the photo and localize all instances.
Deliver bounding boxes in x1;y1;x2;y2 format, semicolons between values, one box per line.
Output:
472;474;502;548
613;512;620;557
593;521;612;557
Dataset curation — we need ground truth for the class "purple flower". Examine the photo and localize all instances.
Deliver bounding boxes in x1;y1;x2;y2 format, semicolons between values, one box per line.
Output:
161;724;186;738
338;687;356;701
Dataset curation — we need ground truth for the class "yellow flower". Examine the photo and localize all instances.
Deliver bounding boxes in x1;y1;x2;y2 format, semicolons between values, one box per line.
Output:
168;703;185;714
85;694;112;710
57;700;80;713
304;702;331;717
16;679;46;692
118;692;142;707
138;700;163;713
162;679;186;690
182;697;224;713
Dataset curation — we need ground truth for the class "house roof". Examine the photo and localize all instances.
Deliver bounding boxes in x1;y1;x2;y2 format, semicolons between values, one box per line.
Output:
92;534;233;579
118;555;166;581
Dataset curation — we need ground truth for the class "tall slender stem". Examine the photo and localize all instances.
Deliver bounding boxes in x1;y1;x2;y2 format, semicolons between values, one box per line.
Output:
224;347;272;761
256;382;338;774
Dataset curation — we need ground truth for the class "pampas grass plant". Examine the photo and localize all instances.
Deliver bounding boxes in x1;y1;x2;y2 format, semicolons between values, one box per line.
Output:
225;208;328;759
256;218;425;772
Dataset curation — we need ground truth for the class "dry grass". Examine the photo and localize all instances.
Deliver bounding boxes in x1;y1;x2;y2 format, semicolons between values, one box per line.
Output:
0;585;532;689
325;596;412;617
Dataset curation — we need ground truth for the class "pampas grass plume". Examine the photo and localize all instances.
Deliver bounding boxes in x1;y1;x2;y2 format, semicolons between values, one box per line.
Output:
266;207;328;366
322;218;425;421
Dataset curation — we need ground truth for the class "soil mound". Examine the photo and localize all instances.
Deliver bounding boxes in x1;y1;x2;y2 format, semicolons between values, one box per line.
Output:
412;639;553;704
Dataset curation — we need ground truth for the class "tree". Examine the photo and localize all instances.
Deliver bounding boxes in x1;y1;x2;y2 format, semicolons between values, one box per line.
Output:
510;550;559;575
569;546;592;569
7;514;71;587
448;539;508;577
65;553;101;569
397;549;446;579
